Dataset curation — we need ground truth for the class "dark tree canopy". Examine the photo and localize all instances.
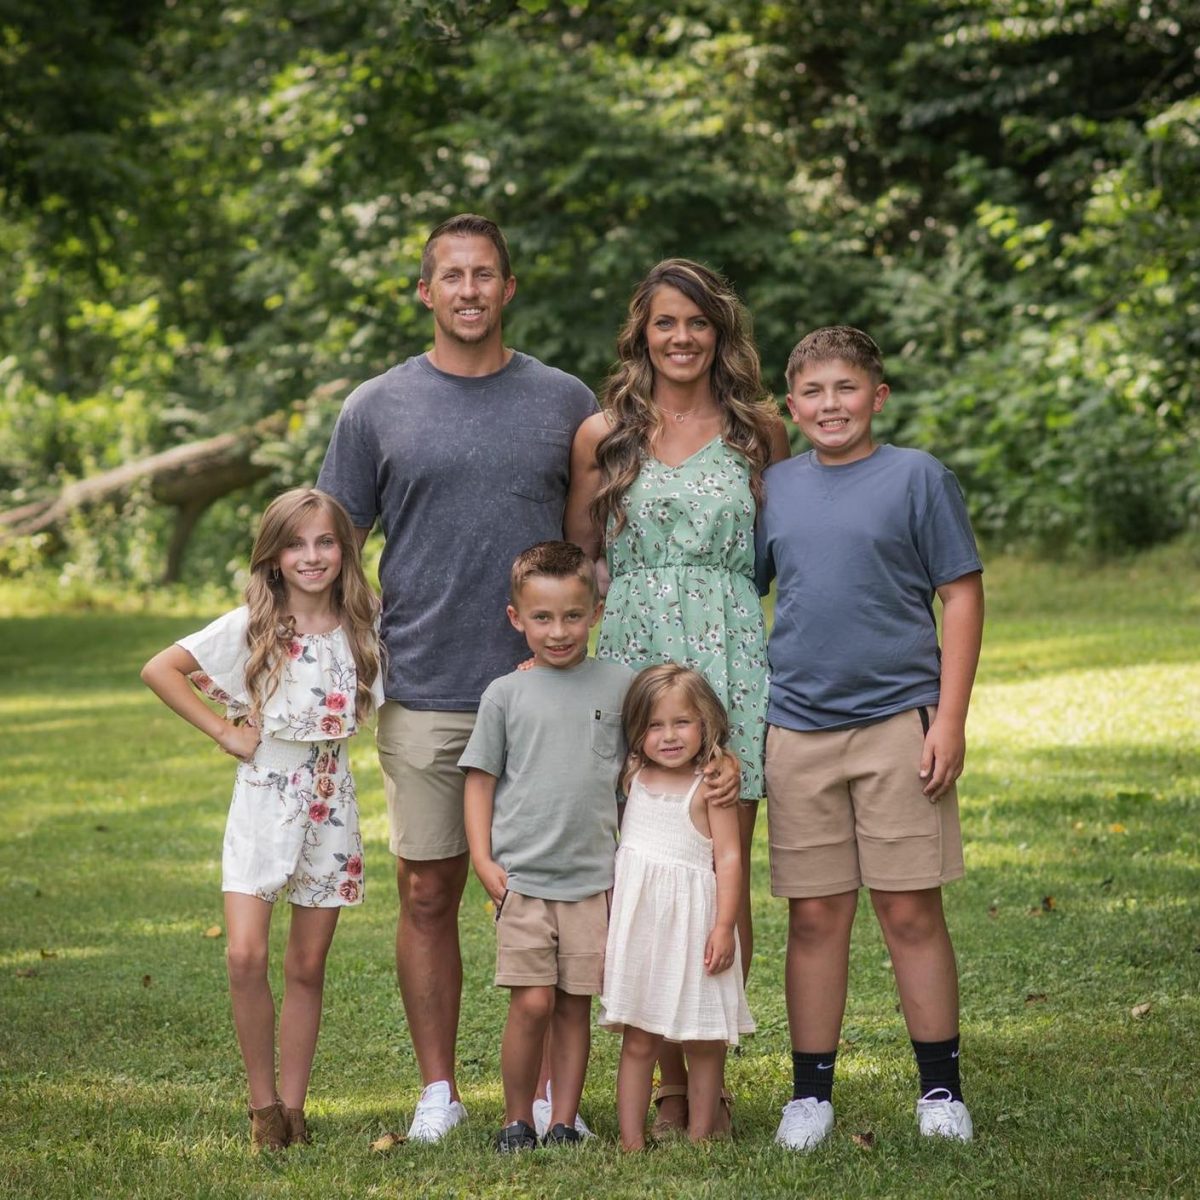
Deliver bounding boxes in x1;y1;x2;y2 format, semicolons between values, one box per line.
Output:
2;0;1197;582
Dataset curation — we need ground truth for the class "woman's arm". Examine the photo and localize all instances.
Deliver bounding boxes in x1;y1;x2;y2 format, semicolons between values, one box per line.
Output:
767;412;792;465
140;644;259;761
704;795;742;975
564;412;610;562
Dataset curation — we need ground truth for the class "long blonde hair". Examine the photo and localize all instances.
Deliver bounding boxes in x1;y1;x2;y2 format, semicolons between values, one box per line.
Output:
592;259;778;539
243;488;381;722
621;664;730;793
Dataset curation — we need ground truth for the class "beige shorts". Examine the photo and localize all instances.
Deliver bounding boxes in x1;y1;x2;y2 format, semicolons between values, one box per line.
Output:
376;702;476;861
765;707;964;898
493;890;610;994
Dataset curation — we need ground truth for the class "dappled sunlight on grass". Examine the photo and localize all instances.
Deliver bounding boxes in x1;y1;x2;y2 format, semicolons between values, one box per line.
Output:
0;945;106;970
980;625;1200;679
973;665;1200;749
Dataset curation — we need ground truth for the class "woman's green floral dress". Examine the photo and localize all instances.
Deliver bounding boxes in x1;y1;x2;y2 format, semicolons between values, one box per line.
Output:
598;438;766;798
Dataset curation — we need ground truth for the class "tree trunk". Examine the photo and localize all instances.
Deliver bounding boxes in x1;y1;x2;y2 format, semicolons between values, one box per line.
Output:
0;415;285;577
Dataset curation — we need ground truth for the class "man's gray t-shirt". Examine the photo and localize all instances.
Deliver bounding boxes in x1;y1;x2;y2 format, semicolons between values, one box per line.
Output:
755;446;983;732
458;658;635;901
317;352;597;709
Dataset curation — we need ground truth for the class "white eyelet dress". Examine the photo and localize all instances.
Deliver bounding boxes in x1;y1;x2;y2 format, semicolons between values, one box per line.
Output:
600;771;755;1044
177;607;384;908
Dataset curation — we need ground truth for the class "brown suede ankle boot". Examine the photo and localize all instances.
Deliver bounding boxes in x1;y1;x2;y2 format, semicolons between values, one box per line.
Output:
249;1100;288;1153
283;1106;310;1146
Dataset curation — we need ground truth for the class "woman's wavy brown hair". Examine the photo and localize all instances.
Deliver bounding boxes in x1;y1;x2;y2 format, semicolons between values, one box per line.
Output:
243;488;381;723
621;664;730;794
591;258;778;539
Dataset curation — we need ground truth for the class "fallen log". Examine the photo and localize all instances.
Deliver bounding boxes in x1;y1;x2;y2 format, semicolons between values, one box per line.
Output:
1;415;286;582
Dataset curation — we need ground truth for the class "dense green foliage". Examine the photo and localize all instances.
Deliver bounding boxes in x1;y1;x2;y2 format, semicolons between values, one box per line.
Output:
2;1;1197;581
1;553;1198;1196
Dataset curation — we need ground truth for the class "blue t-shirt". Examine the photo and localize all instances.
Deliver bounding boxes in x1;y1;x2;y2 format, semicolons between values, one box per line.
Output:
317;352;597;709
755;446;982;731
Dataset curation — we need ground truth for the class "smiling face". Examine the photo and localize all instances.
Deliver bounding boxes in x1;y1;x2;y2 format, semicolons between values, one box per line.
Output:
640;685;705;772
506;574;601;670
275;509;344;601
417;233;516;349
786;357;890;466
644;285;717;390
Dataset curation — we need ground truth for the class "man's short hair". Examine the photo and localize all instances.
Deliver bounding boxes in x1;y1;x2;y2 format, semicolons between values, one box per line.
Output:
420;213;512;284
786;326;884;390
510;541;597;603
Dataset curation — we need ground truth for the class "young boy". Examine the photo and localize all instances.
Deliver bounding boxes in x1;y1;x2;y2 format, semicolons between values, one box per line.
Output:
460;541;635;1151
755;327;985;1149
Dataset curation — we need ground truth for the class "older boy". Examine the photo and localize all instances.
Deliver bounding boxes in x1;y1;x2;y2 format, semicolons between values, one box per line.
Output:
756;327;984;1149
461;542;635;1151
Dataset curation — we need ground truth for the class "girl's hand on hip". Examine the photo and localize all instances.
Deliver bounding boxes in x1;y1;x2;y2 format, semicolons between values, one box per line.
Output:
217;722;260;762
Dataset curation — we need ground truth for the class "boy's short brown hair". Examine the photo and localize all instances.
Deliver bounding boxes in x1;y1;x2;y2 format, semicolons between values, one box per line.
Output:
510;541;597;603
786;326;884;390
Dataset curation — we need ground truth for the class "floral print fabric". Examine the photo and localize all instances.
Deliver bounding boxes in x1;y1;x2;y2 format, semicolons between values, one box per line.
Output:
179;606;383;742
223;736;364;907
597;438;767;798
178;608;376;908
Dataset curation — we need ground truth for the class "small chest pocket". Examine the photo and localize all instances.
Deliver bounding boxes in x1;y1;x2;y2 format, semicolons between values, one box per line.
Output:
590;710;622;760
510;427;572;503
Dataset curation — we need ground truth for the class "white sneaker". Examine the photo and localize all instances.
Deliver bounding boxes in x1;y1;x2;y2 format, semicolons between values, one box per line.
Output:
407;1080;468;1143
916;1088;973;1142
532;1081;594;1141
774;1097;834;1150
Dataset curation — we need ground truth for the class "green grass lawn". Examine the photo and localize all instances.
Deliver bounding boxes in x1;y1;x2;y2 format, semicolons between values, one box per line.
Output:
1;552;1197;1198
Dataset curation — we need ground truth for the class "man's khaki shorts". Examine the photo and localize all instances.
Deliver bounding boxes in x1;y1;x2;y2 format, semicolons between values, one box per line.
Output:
376;702;475;861
493;890;610;994
765;707;965;897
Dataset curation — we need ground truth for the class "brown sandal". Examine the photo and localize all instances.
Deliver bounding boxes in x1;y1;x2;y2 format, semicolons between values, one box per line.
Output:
649;1083;689;1140
249;1100;288;1153
283;1106;311;1146
714;1089;735;1140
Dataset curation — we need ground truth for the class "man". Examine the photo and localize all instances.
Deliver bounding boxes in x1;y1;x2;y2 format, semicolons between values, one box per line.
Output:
317;214;597;1141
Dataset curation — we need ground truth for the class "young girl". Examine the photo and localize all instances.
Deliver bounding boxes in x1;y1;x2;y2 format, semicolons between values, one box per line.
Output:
600;664;755;1149
141;488;382;1153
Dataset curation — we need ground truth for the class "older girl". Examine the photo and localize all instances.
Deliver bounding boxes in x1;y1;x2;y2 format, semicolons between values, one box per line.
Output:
141;488;382;1151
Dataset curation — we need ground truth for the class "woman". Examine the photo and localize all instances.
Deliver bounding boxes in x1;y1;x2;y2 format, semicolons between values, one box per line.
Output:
566;258;789;1136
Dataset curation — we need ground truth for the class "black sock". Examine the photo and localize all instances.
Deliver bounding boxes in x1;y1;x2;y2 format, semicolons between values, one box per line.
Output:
792;1049;837;1103
911;1035;962;1102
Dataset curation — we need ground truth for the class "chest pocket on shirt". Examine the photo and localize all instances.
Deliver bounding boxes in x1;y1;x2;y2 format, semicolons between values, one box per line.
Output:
590;710;622;760
510;427;572;503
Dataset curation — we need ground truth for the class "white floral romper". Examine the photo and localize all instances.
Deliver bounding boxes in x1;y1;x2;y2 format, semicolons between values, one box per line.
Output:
177;607;384;908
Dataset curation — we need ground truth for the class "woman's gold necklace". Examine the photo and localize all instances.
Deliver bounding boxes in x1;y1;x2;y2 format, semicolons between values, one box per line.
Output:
658;403;717;423
659;405;694;423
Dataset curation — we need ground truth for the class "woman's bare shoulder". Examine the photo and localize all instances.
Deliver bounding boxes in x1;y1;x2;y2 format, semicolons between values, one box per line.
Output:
573;410;615;449
763;409;791;463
